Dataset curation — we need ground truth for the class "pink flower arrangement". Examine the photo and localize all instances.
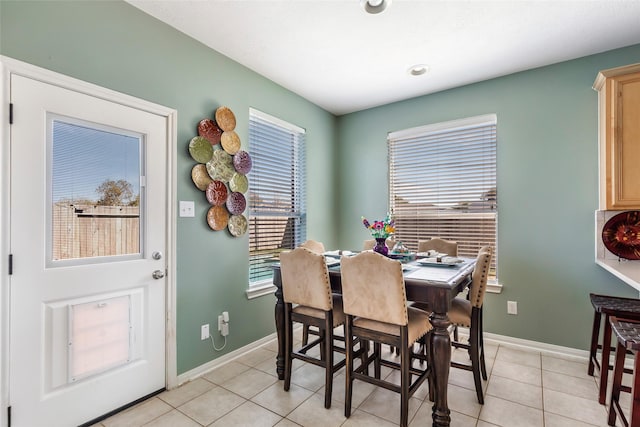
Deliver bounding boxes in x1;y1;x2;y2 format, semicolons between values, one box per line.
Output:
361;213;395;239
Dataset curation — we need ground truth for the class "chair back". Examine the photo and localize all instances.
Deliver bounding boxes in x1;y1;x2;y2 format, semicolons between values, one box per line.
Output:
280;247;332;311
418;238;458;256
341;251;408;326
300;239;325;254
468;246;493;309
362;238;395;251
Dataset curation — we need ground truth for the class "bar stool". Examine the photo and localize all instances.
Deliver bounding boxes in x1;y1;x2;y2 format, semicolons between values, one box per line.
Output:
589;294;640;404
608;316;640;427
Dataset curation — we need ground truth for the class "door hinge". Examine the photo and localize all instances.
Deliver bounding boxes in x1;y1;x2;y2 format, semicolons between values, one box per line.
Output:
9;103;13;125
8;254;12;275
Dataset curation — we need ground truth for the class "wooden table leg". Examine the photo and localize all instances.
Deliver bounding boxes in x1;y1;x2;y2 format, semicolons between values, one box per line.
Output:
274;276;285;380
430;311;452;427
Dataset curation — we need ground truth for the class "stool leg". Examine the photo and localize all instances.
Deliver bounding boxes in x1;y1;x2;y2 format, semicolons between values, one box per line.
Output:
589;310;602;376
632;351;640;427
600;314;613;405
609;340;626;426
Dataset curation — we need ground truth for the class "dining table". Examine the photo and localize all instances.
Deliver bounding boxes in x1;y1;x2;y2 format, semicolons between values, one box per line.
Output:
272;253;477;427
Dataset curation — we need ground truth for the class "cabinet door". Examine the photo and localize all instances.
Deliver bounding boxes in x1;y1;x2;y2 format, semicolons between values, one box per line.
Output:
607;71;640;209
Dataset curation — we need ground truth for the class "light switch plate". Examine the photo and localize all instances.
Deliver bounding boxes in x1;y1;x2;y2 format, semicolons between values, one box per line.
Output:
179;201;195;217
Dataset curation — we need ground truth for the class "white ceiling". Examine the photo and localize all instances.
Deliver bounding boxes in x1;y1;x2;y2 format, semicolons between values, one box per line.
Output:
127;0;640;115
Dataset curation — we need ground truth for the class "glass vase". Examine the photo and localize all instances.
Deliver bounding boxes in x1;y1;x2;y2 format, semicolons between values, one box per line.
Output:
373;237;389;256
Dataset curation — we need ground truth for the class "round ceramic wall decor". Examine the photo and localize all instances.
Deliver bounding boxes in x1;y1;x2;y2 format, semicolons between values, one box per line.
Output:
189;105;248;237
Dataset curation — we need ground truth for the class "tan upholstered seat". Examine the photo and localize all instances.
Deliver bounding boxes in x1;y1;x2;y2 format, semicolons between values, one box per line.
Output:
448;246;493;404
341;251;432;427
418;237;458;256
280;246;345;409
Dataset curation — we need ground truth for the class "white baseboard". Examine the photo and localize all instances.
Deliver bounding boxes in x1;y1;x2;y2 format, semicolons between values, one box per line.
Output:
175;330;281;388
175;327;589;389
456;327;589;361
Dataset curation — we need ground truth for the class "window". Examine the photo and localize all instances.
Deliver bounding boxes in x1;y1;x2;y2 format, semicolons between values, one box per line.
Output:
388;114;497;278
248;109;306;292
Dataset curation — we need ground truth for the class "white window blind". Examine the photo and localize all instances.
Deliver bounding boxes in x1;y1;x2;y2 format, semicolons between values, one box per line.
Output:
388;114;497;278
248;109;306;286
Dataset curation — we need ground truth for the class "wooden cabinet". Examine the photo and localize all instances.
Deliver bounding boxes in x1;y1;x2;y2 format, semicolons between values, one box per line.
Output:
594;63;640;210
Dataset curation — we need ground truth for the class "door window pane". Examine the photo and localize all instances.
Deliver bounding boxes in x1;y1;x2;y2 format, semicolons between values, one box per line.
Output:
50;118;142;262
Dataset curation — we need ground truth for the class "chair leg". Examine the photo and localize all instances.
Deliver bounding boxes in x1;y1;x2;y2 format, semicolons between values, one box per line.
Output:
588;310;602;376
600;314;613;405
323;316;333;409
361;340;370;376
344;316;354;419
302;325;309;346
284;304;293;392
400;330;410;427
470;314;484;404
608;340;626;426
632;351;640;427
374;342;382;379
479;310;487;381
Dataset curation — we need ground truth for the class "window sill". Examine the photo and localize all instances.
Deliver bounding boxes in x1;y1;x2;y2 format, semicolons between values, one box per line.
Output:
487;281;503;294
246;282;276;300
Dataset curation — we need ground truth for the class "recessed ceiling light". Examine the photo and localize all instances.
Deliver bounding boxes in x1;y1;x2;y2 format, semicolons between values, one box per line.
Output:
360;0;391;14
408;64;429;76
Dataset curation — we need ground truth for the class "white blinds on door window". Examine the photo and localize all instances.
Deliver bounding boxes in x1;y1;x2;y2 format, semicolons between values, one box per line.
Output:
248;109;306;286
388;114;497;277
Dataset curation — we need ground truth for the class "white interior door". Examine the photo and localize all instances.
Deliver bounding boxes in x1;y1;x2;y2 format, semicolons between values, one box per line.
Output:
8;74;168;427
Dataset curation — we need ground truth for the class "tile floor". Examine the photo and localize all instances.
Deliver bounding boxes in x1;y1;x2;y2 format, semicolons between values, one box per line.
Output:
93;329;628;427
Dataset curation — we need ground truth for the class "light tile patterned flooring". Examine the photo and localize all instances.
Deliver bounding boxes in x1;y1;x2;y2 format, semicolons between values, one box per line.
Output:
93;329;627;427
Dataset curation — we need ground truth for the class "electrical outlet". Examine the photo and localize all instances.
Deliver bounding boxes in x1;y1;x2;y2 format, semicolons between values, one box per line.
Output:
179;201;195;218
201;323;210;340
507;301;518;315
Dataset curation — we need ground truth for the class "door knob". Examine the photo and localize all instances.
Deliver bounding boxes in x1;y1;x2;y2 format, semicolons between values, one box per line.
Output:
152;270;165;279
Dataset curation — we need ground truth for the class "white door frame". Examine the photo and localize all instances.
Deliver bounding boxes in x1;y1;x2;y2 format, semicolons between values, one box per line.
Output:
0;56;178;427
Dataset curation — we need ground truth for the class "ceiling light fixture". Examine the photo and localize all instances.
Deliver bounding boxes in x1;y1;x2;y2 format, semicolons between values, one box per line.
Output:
360;0;391;14
408;64;429;76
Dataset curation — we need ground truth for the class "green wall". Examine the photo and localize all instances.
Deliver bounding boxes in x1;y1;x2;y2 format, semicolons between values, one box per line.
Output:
336;44;640;350
0;0;337;374
2;0;640;374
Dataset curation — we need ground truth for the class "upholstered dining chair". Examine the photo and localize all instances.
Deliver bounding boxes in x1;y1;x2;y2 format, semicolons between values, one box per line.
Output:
447;246;493;404
299;239;326;346
341;251;432;427
417;238;458;256
300;239;325;255
279;246;345;408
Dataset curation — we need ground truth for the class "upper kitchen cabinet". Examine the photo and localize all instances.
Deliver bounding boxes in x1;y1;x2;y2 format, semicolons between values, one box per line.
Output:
594;63;640;210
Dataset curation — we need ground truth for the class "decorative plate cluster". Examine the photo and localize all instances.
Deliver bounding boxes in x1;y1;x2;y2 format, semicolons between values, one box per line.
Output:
189;106;251;237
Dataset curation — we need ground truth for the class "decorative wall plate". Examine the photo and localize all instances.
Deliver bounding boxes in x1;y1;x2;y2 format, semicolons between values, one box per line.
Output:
191;164;213;191
215;106;236;131
227;192;246;215
233;150;252;174
207;205;229;231
221;131;241;155
602;210;640;260
229;173;248;193
198;119;222;145
205;180;228;206
188;136;214;163
228;214;248;237
206;149;235;182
